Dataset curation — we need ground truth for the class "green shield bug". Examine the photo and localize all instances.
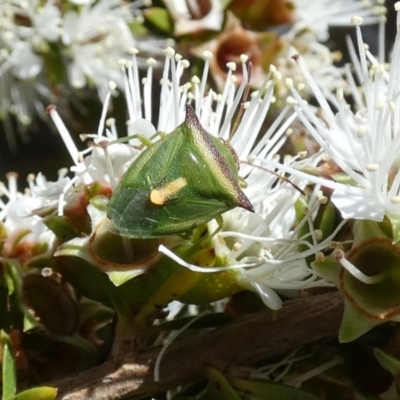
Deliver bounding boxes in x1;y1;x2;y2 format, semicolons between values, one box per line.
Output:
107;105;254;238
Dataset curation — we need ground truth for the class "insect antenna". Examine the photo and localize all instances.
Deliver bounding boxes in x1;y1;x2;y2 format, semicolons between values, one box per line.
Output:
241;160;305;196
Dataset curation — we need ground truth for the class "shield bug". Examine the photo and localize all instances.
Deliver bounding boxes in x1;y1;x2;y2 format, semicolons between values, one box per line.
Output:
107;105;254;238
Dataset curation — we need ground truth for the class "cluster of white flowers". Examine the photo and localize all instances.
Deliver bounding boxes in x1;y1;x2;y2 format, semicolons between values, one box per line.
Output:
40;46;342;309
1;0;397;310
0;0;164;149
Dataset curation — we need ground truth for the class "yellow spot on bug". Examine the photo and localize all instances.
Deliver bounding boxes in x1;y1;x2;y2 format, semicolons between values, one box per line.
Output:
150;177;188;205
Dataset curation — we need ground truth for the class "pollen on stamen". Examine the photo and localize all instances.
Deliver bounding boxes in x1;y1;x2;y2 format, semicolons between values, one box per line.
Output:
285;78;293;88
315;252;325;262
163;47;175;57
375;101;385;110
336;89;344;101
240;54;249;63
314;230;323;240
226;62;236;71
297;83;305;91
297;150;307;158
106;118;115;127
330;241;344;251
159;78;171;85
118;58;128;67
366;164;379;171
351;16;363;25
321;153;329;162
129;47;139;55
41;267;53;277
283;155;292;164
108;81;117;91
318;196;328;205
332;247;344;260
358;125;367;138
181;59;190;68
390;196;400;204
202;50;213;59
58;168;68;179
147;58;157;67
233;242;241;251
286;96;298;106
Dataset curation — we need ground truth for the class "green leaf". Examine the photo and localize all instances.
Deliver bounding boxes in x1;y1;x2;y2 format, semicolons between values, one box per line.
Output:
143;7;174;33
42;214;79;243
352;220;388;246
311;256;341;287
1;259;40;332
339;299;381;343
108;105;253;239
374;348;400;375
388;214;400;244
313;228;400;342
12;387;57;400
231;378;321;400
202;368;241;400
1;330;16;400
127;21;148;36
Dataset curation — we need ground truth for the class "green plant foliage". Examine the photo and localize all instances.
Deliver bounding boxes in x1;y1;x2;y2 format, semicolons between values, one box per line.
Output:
231;378;321;400
1;330;16;400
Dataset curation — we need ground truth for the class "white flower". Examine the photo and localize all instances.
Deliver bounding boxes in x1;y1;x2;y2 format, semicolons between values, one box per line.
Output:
275;32;345;101
0;2;56;144
3;0;62;46
285;8;400;233
290;0;384;42
0;172;58;249
274;0;385;98
47;46;337;309
61;0;137;97
0;0;164;146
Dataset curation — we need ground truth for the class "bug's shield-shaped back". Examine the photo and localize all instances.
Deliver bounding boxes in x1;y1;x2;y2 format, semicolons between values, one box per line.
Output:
107;105;254;238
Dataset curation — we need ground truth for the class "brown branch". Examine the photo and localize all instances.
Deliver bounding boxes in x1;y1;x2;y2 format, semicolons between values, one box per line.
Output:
54;291;343;400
